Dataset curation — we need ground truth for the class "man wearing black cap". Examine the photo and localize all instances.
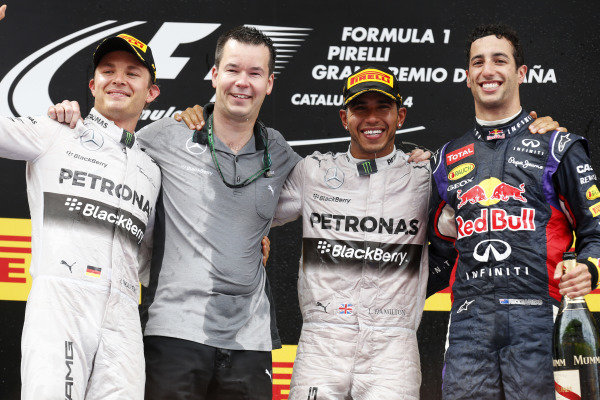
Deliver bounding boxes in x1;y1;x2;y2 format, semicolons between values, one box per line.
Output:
267;65;431;399
0;20;161;399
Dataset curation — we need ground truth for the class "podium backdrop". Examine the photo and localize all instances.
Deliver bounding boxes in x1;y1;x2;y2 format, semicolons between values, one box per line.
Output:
0;1;598;398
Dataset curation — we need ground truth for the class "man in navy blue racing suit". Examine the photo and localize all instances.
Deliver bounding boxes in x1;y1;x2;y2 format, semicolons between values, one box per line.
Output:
427;24;600;400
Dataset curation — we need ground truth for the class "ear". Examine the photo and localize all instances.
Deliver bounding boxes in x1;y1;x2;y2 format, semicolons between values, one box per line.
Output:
465;69;471;89
266;73;274;95
89;78;96;97
211;66;218;89
397;106;407;126
339;108;348;129
145;84;161;104
517;65;527;85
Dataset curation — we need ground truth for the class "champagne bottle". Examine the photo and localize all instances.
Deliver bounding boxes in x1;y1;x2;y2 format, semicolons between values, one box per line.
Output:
553;252;600;399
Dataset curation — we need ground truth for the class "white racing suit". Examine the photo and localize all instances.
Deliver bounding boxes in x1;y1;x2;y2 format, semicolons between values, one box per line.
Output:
274;149;431;400
0;109;160;400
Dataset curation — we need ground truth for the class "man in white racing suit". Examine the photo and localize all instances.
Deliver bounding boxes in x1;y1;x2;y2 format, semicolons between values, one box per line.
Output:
272;66;431;400
0;29;160;399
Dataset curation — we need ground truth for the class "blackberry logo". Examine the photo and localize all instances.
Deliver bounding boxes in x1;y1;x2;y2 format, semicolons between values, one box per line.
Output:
65;197;82;211
317;240;331;254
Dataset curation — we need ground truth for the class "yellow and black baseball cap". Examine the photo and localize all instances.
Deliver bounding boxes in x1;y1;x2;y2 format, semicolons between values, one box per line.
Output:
93;33;157;83
342;65;402;107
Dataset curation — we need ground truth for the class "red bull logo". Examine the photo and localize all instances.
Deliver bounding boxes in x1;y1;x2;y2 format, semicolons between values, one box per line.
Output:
347;69;393;88
456;208;536;239
457;178;527;209
487;129;505;140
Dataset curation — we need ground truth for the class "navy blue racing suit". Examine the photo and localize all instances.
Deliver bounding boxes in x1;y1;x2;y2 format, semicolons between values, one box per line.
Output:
428;109;600;400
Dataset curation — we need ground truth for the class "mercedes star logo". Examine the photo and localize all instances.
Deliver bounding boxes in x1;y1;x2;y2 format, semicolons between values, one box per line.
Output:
473;239;511;262
186;137;207;155
80;129;104;151
324;167;344;189
521;139;540;147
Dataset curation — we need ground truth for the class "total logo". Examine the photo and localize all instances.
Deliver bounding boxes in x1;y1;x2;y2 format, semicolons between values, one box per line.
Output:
456;208;535;239
457;177;526;209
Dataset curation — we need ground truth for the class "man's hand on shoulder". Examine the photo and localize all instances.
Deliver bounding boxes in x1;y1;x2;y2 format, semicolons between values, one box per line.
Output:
48;100;82;129
554;261;594;298
407;148;432;163
0;4;7;21
174;105;204;131
528;111;567;134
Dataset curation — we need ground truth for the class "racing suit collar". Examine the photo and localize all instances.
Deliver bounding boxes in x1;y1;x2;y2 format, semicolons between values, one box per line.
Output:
85;108;136;148
192;103;268;154
345;146;401;173
473;109;533;142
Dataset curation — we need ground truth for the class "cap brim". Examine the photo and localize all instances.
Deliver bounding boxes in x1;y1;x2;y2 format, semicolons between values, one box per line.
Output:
344;88;397;105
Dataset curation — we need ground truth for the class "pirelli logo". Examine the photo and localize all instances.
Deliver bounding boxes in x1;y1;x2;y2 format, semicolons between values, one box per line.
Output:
590;201;600;217
0;218;32;301
347;68;393;88
117;33;148;52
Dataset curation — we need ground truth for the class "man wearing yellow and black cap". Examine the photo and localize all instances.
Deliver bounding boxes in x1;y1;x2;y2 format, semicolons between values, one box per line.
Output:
0;13;161;398
269;65;431;399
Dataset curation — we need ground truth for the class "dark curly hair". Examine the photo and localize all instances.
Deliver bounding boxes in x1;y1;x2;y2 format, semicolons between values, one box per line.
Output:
466;24;524;68
215;26;276;75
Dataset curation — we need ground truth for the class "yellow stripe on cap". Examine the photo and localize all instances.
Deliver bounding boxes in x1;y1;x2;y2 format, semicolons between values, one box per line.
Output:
117;34;148;53
347;68;393;89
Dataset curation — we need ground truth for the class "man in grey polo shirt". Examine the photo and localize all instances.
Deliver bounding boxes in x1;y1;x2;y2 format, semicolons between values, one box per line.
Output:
136;26;300;400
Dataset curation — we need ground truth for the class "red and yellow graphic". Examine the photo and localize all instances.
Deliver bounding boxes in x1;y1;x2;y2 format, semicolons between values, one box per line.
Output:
586;185;600;201
446;144;474;165
590;201;600;217
0;218;32;301
457;177;526;209
448;163;475;181
117;33;148;52
347;68;393;88
85;266;102;277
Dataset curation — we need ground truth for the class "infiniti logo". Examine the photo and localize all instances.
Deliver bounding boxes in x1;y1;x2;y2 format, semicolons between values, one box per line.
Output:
473;239;511;262
521;139;540;148
324;167;344;189
186;137;207;155
80;129;104;151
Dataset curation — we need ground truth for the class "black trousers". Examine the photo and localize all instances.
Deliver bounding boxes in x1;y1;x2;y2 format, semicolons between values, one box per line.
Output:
144;335;273;400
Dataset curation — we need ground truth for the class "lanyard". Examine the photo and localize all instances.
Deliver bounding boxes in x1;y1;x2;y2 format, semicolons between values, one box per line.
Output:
207;115;272;189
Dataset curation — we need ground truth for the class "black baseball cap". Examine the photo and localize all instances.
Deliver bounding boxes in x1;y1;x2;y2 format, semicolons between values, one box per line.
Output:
342;66;402;107
93;33;157;83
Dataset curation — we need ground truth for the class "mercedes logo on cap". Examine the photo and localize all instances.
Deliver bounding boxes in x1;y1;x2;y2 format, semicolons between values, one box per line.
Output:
186;137;207;155
80;129;104;151
324;167;344;189
473;239;511;262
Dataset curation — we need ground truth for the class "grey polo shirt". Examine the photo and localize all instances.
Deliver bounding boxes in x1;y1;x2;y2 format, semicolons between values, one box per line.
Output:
137;104;301;351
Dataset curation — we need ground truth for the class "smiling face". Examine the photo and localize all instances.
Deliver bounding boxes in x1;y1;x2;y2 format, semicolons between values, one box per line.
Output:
89;50;159;130
467;35;527;120
339;92;406;159
211;39;274;123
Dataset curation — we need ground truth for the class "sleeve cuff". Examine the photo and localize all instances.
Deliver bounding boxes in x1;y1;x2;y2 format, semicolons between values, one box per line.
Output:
580;258;599;290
